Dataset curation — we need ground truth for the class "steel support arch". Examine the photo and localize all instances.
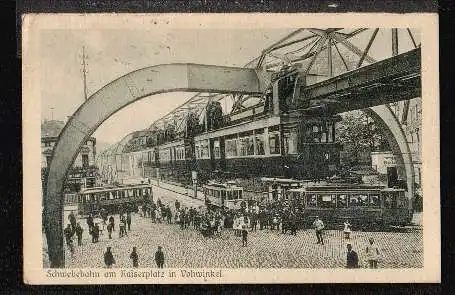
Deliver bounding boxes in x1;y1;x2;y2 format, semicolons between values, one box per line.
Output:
43;63;268;267
363;105;415;208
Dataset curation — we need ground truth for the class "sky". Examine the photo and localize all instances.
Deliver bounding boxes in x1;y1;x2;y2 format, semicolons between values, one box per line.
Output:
40;28;293;145
39;27;420;148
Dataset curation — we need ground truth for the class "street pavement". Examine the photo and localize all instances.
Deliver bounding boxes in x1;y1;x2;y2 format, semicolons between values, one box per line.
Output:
62;212;423;269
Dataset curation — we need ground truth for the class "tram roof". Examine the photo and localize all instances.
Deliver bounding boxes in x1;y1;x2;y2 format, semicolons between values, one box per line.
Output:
287;184;405;193
204;181;243;190
260;177;304;184
80;183;151;193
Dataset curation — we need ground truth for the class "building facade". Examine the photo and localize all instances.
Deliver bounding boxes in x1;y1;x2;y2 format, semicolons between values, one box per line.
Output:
41;119;98;192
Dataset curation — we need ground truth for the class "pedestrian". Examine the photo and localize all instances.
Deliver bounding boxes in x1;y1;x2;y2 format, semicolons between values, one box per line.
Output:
64;224;74;255
87;214;94;232
93;223;100;243
242;224;248;247
155;246;165;268
126;212;132;231
75;222;83;246
104;247;115;268
166;206;172;224
68;211;77;232
366;238;380;268
107;221;113;239
119;217;126;238
313;216;325;245
130;247;138;267
343;220;352;239
346;243;359;268
108;216;115;231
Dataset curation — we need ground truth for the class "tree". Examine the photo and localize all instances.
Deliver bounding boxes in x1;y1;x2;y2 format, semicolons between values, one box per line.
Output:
336;111;389;166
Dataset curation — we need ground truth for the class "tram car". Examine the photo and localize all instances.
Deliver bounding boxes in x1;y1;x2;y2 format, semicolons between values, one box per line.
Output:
77;183;153;216
286;184;412;230
203;181;246;211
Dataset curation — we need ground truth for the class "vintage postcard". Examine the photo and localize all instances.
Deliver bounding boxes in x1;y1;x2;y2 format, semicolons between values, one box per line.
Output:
22;13;439;284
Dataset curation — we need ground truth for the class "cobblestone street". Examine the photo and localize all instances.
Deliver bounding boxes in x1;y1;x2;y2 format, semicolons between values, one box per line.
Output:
63;212;423;269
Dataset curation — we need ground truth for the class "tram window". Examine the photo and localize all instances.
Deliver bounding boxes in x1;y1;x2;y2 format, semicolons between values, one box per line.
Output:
369;194;380;207
139;189;143;196
227;191;231;200
384;194;398;208
306;194;317;207
337;194;347;208
396;193;405;208
221;191;226;201
269;132;280;155
318;194;336;208
133;189;137;197
349;195;369;206
238;190;243;199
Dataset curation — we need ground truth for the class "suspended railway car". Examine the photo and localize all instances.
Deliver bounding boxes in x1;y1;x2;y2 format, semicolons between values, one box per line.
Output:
286;184;412;230
77;183;153;216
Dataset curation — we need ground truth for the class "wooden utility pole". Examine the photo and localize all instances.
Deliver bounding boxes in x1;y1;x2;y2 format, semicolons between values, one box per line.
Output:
82;46;88;101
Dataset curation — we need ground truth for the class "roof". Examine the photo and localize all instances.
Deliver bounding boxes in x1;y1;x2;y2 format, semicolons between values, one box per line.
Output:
41;119;96;142
41;120;65;138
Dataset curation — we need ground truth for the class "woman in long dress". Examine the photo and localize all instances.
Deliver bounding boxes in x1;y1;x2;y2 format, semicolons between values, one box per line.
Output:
343;219;352;239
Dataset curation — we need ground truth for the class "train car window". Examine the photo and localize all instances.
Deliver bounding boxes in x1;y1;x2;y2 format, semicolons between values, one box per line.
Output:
255;134;265;155
306;194;317;207
318;194;336;208
225;139;238;157
349;195;369;206
369;194;380;207
269;132;281;154
336;194;347;208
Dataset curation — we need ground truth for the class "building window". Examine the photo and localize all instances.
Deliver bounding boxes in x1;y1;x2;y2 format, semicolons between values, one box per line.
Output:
269;132;280;155
82;154;89;168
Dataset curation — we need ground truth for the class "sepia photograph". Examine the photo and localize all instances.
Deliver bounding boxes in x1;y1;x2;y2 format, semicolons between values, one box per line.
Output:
22;13;439;284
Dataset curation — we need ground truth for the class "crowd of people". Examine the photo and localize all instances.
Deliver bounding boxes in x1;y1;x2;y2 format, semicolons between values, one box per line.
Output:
64;192;382;268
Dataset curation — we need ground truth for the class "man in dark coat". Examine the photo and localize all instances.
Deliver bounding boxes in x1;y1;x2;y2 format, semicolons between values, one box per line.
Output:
130;246;138;267
64;224;74;255
75;222;83;246
68;211;77;232
346;244;359;268
87;214;94;232
126;212;132;231
104;247;115;268
108;216;115;231
155;246;165;268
